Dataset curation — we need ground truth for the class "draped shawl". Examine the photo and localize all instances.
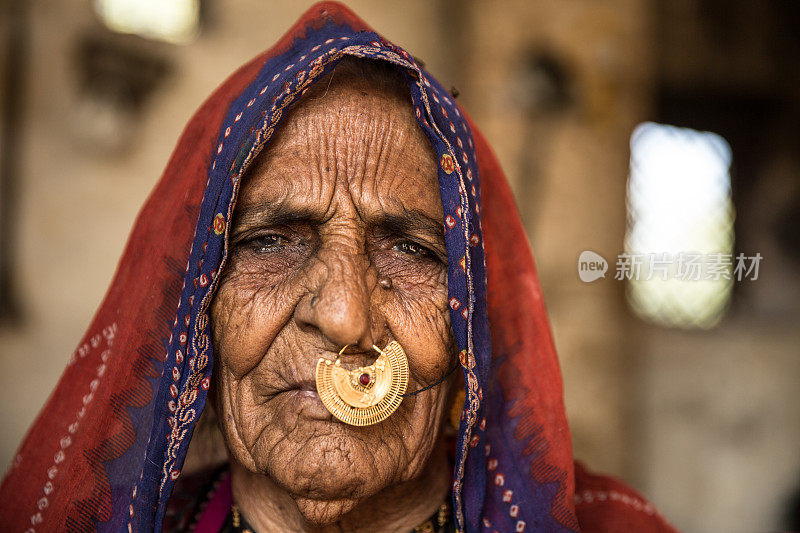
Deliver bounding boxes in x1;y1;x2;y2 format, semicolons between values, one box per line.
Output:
0;3;676;532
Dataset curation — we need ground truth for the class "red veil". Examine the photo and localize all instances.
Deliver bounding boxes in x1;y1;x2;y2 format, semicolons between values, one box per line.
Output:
0;3;676;532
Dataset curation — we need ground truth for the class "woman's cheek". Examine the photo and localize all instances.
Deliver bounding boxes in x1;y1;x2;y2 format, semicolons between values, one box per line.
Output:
373;250;447;299
212;255;298;376
392;266;450;330
381;261;452;383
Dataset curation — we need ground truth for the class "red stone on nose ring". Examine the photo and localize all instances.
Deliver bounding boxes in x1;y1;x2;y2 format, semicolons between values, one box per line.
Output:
359;373;371;386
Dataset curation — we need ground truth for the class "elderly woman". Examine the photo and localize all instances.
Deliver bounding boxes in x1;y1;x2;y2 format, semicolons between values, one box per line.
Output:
0;3;676;532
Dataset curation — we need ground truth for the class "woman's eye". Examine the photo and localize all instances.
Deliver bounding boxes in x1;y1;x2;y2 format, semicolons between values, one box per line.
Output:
249;235;288;253
394;241;432;257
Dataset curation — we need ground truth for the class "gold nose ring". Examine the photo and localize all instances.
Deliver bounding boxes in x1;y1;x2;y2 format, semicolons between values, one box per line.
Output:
315;341;409;426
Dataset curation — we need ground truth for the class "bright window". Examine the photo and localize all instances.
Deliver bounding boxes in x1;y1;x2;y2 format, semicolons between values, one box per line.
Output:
625;122;735;328
94;0;200;44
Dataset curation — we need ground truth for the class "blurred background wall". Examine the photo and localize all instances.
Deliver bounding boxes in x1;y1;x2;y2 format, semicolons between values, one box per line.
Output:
0;1;798;531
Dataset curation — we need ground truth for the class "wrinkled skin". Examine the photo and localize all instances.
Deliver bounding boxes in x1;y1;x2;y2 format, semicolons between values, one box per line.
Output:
210;66;457;532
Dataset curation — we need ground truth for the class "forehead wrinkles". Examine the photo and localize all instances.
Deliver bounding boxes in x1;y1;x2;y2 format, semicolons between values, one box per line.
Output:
238;84;439;229
292;88;431;217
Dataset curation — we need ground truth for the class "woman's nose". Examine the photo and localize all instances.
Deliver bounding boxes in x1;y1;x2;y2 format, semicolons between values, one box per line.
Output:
294;253;377;350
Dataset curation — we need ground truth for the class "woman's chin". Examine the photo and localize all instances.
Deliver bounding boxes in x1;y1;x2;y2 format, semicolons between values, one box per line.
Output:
253;431;390;501
293;497;360;527
278;470;378;503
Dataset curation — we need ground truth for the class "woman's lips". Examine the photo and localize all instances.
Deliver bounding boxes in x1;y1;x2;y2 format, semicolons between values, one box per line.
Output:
278;385;332;421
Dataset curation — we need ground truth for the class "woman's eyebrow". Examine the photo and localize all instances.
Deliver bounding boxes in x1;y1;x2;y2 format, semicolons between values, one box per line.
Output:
376;210;445;243
234;202;444;243
233;202;327;229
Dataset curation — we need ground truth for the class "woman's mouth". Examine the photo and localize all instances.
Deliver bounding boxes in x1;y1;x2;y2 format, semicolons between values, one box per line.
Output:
278;383;332;421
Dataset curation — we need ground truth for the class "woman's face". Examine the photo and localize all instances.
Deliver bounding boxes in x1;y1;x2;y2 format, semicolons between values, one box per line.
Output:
210;69;456;517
